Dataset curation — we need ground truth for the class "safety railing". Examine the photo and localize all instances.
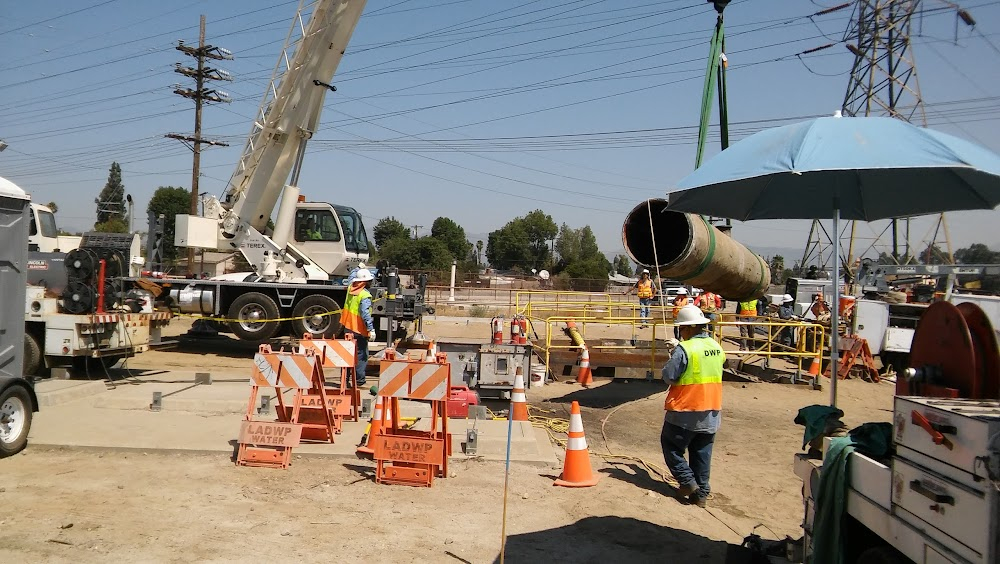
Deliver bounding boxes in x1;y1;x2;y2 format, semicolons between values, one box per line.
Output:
531;312;826;386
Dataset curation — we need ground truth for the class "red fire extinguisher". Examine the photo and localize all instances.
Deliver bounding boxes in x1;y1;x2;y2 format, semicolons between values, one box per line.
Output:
491;316;504;344
510;316;521;344
517;316;529;344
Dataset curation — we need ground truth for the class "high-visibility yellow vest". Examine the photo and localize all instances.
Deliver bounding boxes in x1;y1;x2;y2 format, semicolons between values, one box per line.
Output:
664;337;724;412
341;287;372;335
737;299;758;316
637;279;653;299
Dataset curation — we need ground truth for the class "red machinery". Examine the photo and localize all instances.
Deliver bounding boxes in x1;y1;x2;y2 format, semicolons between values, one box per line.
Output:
901;301;999;400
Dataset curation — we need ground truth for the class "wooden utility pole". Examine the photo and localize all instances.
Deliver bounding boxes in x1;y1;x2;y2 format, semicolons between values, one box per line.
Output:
167;15;232;274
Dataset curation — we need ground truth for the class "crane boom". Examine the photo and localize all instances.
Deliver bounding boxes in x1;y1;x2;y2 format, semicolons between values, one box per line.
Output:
221;0;366;236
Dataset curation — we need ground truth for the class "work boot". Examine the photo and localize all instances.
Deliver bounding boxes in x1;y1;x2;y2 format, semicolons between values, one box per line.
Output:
688;494;708;508
676;482;699;498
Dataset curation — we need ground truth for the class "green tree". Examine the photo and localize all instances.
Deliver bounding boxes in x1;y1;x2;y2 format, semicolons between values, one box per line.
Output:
920;244;950;265
378;237;453;271
613;255;634;277
46;201;58;213
954;243;1000;264
431;216;472;261
373;216;410;249
521;209;558;268
94;217;128;234
147;186;190;263
554;223;581;265
564;256;612;291
95;162;126;227
769;255;786;284
475;240;483;265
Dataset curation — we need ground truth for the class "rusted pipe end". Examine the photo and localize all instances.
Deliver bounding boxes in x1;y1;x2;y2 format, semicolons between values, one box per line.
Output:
621;198;691;269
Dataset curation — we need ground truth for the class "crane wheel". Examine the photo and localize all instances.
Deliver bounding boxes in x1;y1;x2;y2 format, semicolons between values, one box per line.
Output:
291;295;342;339
227;292;281;342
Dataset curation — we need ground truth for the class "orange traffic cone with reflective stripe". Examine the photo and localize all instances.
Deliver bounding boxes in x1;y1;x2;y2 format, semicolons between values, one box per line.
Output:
576;346;593;386
554;401;599;488
510;369;529;421
356;394;391;457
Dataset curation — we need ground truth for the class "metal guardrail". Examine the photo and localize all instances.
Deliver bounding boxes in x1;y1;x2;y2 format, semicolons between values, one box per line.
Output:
525;304;825;386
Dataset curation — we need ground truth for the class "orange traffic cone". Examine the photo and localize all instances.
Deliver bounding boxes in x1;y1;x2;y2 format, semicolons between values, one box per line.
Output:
356;395;391;457
808;356;821;377
510;369;529;421
554;401;599;488
425;340;437;361
576;346;593;386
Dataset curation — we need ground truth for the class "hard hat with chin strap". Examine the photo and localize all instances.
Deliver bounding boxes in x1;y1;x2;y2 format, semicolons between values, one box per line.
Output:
675;305;711;326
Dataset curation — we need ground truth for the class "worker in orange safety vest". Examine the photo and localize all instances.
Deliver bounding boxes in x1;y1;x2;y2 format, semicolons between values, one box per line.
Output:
660;305;724;508
341;268;376;387
624;269;656;327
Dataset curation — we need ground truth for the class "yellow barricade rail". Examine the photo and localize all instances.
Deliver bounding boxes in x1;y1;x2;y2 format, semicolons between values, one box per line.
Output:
530;311;825;385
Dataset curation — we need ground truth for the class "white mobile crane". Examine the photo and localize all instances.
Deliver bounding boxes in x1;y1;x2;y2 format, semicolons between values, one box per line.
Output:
166;0;430;342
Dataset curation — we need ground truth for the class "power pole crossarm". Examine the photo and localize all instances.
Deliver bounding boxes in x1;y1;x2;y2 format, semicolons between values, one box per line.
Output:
168;15;233;273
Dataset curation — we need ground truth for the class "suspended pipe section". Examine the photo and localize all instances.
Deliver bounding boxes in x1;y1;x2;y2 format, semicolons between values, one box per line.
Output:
622;199;770;301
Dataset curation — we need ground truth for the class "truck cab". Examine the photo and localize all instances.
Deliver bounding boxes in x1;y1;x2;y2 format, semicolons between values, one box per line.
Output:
291;202;370;277
27;203;81;254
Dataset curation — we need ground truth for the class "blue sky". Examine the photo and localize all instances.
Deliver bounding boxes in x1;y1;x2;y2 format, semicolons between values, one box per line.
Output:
2;0;999;265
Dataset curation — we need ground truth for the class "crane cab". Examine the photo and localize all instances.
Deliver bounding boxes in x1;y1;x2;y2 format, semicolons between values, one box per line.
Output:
292;202;370;277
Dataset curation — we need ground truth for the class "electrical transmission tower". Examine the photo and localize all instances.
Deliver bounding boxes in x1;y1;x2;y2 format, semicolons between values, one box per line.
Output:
167;15;233;273
801;0;965;278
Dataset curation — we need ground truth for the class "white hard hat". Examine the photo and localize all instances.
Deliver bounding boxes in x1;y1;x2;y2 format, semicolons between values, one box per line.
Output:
677;288;688;295
675;305;711;326
354;268;374;282
782;294;794;303
642;268;649;274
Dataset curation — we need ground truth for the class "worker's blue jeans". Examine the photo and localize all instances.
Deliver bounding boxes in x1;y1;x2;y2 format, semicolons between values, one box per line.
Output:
351;332;369;387
660;421;715;500
639;298;651;321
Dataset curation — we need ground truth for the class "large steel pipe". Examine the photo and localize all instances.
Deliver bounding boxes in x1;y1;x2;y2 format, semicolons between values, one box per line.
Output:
622;199;770;300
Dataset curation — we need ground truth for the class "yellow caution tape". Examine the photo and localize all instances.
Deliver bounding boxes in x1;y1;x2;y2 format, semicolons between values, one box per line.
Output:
173;297;385;324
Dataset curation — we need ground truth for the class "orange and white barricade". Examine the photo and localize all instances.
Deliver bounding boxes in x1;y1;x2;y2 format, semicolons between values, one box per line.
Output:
276;334;359;441
237;345;328;469
372;349;452;487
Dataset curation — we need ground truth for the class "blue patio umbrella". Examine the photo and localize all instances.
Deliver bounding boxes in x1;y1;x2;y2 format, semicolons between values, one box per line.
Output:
666;114;1000;406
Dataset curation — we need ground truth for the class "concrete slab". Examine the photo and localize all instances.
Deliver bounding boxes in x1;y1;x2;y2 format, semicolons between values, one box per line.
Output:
34;379;110;407
26;369;559;467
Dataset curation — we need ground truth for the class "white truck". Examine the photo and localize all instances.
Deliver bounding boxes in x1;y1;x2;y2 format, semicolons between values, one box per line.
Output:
165;0;430;343
27;202;81;253
793;301;999;563
0;175;174;377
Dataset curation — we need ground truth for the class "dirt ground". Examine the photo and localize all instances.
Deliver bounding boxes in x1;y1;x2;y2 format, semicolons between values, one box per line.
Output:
0;317;895;563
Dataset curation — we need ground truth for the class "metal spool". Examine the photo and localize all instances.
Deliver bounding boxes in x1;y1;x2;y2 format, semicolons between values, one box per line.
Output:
906;301;999;400
65;248;98;282
103;279;123;309
61;280;97;314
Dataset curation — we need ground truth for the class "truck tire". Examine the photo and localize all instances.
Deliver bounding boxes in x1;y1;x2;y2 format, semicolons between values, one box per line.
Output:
227;292;281;342
23;333;42;377
0;385;33;457
291;295;342;339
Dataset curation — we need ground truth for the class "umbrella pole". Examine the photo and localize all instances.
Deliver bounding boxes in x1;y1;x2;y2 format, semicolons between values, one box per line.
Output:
830;206;840;407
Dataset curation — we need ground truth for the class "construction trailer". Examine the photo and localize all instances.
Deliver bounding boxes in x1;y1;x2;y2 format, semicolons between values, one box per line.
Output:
794;301;999;563
0;178;38;457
